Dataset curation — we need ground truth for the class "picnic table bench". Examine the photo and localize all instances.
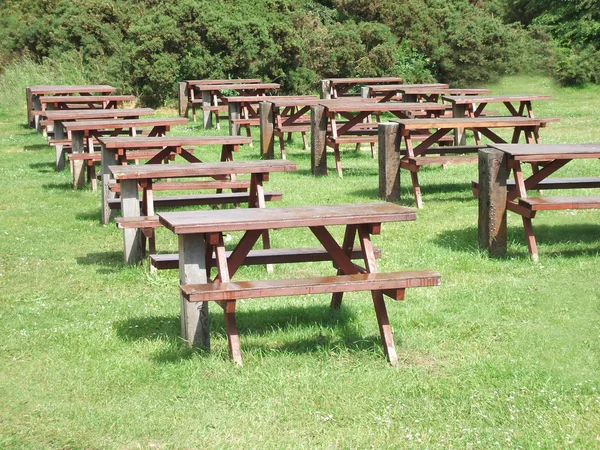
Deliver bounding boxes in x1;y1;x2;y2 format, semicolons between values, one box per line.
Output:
98;135;252;224
27;84;116;129
312;100;449;177
320;77;403;99
378;116;560;207
259;96;321;159
478;143;600;261
63;117;189;190
187;82;280;128
178;79;262;117
44;108;155;171
109;159;295;265
159;202;440;366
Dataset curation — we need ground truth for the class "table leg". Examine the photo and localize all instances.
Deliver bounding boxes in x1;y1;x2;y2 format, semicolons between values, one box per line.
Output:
378;122;402;201
53;119;66;171
259;102;275;159
121;179;144;264
71;130;86;189
478;148;508;256
311;105;328;175
229;103;241;137
202;91;213;129
179;234;211;348
452;104;467;146
101;145;118;224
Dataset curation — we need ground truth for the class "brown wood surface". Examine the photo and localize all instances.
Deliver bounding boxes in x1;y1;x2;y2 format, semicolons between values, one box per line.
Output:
181;271;441;302
443;94;551;105
186;79;262;87
327;77;403;85
44;108;155;121
39;95;136;104
63;117;188;131
109;191;282;210
159;203;416;234
195;83;280;91
29;85;116;95
489;143;600;160
225;95;316;103
323;101;447;113
365;83;448;92
519;196;600;210
109;160;296;180
396;116;560;130
98;135;252;149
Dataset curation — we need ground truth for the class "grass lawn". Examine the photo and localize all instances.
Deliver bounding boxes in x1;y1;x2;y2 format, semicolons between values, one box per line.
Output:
0;73;599;449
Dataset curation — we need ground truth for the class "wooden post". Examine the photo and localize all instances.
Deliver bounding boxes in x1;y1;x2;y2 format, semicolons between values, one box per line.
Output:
32;95;42;133
26;88;33;128
378;122;402;201
178;82;189;117
320;79;331;100
71;130;86;189
53;120;66;172
202;91;213;129
179;234;210;348
452;103;467;146
259;101;275;159
311;105;328;175
478;148;508;256
228;102;241;136
120;179;144;264
100;145;118;225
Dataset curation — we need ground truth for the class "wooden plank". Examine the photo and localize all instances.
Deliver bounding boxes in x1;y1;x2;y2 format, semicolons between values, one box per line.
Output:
311;105;328;175
98;135;251;148
259;102;275;159
519;196;600;210
478;148;508;257
378;122;402;201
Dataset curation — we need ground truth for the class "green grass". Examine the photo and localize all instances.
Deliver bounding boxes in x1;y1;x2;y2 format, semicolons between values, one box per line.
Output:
1;71;599;449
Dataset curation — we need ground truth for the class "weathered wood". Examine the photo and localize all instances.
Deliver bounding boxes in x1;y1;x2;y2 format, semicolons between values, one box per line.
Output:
228;102;241;136
178;82;189;117
311;105;328;175
53;120;67;171
259;101;275;159
519;196;600;211
320;79;331;100
121;179;144;264
478;148;508;257
71;130;86;189
201;91;212;128
101;143;119;225
26;87;33;128
378;122;402;201
179;234;210;348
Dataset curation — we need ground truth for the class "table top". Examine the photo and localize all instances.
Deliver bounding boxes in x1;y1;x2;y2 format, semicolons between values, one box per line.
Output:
98;135;252;149
322;101;448;113
39;95;136;103
186;79;262;86
327;77;403;85
195;83;280;91
44;108;155;121
29;85;116;95
159;203;416;234
366;83;449;92
489;143;600;160
394;116;560;129
63;117;189;131
109;159;297;180
443;94;551;104
225;95;318;103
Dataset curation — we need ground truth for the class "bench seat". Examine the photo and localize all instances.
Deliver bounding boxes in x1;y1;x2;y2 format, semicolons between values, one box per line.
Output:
108;190;282;210
518;196;600;211
108;179;251;193
472;177;600;196
181;270;441;302
403;155;479;167
150;246;382;270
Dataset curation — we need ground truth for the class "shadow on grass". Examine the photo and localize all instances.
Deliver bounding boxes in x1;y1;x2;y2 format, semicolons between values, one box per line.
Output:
29;161;54;173
42;182;76;191
115;303;384;363
75;210;101;221
435;223;600;258
76;251;124;274
23;144;48;151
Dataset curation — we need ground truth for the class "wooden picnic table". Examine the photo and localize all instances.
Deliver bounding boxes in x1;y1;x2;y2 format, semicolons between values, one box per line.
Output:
378;116;560;208
63;117;189;190
478;143;600;261
27;84;116;129
365;83;450;102
320;77;403;99
188;82;280;128
442;94;552;118
178;79;262;117
109;159;296;265
158;202;440;366
39;94;135;110
259;96;321;159
312;100;448;177
45;108;155;171
98;135;252;224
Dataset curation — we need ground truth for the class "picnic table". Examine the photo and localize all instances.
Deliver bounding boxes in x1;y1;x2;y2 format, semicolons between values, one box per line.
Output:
45;108;155;171
27;84;116;129
63;117;189;190
320;77;403;99
187;82;280;128
109;159;296;265
158;202;441;366
378;116;560;207
477;144;600;261
311;100;448;177
259;96;321;159
178;79;262;117
364;83;451;102
97;135;252;224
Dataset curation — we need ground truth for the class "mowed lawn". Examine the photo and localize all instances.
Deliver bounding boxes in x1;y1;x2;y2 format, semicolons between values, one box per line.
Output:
0;74;599;449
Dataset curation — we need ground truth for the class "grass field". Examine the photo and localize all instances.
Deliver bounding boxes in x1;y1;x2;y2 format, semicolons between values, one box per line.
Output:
0;70;599;449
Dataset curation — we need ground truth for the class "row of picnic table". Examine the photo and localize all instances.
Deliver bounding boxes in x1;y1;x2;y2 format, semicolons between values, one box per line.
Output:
28;82;445;366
